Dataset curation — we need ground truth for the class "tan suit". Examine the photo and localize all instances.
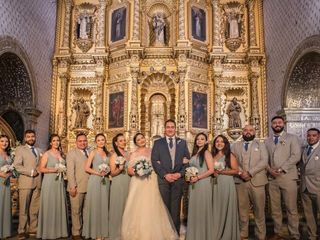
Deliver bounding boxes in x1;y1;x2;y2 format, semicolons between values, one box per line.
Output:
300;142;320;240
232;139;268;239
14;145;42;234
66;148;89;236
265;132;301;239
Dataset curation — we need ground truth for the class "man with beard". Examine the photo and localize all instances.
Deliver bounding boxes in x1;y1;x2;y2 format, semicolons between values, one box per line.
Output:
265;116;301;240
300;128;320;240
232;124;268;240
14;130;43;239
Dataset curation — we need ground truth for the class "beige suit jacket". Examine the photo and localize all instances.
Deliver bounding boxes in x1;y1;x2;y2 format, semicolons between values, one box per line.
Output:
13;145;42;189
300;143;320;194
66;148;89;193
265;132;301;180
232;139;268;186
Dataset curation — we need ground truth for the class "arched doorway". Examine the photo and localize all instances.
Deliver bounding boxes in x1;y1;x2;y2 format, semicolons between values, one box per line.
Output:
1;110;24;142
284;36;320;141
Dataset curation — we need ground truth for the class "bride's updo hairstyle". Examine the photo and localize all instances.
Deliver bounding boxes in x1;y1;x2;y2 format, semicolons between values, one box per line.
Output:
133;132;144;146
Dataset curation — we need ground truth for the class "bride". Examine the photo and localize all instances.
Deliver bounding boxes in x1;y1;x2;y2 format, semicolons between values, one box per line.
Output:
121;133;178;240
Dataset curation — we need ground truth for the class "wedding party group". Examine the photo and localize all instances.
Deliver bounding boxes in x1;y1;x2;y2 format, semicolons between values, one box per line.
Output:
0;117;319;240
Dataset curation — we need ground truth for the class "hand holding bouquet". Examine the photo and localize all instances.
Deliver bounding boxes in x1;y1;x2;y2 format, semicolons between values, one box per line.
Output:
214;161;225;172
55;162;67;181
98;163;110;185
0;164;19;185
185;166;199;189
133;159;153;177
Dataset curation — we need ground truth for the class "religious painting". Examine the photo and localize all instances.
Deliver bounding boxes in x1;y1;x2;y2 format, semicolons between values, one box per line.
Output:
108;92;124;128
192;92;207;129
111;7;127;42
191;6;206;42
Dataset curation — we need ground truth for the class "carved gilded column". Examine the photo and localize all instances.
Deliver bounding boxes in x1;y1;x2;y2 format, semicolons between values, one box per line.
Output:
214;74;223;135
247;0;257;48
95;74;104;132
178;0;186;40
177;55;187;138
62;0;72;48
132;0;140;41
96;0;107;49
212;0;222;51
249;73;260;135
58;72;69;137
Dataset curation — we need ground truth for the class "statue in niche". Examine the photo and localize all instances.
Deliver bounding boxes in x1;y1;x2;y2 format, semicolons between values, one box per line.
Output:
227;12;241;38
226;97;242;128
77;15;92;40
74;98;90;128
149;12;169;46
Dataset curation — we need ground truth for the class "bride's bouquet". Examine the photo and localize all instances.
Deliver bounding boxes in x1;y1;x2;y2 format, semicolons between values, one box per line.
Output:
185;166;199;189
98;163;110;185
133;158;153;177
0;164;19;185
55;162;67;181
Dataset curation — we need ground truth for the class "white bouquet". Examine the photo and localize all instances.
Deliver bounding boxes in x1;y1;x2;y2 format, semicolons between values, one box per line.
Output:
115;156;126;166
185;166;199;182
0;164;19;185
214;161;225;171
133;159;153;177
9;141;21;159
55;162;67;181
98;163;110;185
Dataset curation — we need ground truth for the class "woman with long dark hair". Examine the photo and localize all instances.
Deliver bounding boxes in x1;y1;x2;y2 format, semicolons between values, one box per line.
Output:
37;134;69;239
109;133;130;240
186;132;214;240
83;133;110;239
211;134;240;240
0;135;12;239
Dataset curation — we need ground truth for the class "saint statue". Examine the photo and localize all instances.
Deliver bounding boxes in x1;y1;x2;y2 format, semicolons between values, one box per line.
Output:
152;13;166;45
227;12;241;38
78;16;89;39
74;98;90;128
226;97;242;128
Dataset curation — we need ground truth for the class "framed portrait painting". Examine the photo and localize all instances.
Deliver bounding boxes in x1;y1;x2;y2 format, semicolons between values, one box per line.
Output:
111;7;127;42
108;92;124;128
192;92;208;129
191;6;206;42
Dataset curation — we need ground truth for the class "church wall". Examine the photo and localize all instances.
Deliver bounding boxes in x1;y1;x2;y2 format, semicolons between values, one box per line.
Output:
0;0;57;147
263;0;320;123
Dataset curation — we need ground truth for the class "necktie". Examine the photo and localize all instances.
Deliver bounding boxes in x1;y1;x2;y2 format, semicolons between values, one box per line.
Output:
307;146;313;156
274;136;279;145
83;149;89;158
244;142;249;151
169;137;173;149
31;146;37;157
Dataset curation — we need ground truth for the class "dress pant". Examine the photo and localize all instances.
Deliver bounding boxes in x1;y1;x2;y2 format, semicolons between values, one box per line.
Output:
236;181;266;239
70;192;86;236
268;178;300;239
18;188;41;234
301;189;320;240
158;177;183;233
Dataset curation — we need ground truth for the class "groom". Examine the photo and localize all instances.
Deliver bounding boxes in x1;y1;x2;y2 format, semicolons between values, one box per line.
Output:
151;119;190;233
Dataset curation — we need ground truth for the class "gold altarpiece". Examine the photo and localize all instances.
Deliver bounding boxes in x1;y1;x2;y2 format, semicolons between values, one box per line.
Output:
51;0;267;150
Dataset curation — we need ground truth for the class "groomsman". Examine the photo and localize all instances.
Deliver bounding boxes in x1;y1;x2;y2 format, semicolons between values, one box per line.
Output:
265;116;301;240
151;119;190;233
66;133;90;240
232;125;268;240
14;130;42;239
300;128;320;240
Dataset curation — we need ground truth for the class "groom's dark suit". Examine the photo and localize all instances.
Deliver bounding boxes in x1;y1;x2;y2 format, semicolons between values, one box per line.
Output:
151;136;190;232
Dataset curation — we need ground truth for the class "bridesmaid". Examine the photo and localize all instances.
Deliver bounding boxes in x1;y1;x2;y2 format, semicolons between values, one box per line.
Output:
0;135;12;239
211;135;240;240
83;133;110;240
186;132;214;240
109;133;130;240
37;134;69;239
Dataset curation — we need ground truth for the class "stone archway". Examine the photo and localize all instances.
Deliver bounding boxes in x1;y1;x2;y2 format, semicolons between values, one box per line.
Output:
0;37;41;137
283;36;320;141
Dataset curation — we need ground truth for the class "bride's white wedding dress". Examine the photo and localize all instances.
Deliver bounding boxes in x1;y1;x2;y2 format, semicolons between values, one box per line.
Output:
121;155;178;240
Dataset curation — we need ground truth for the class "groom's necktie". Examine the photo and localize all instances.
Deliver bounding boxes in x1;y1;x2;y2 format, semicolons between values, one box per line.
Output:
307;146;313;156
274;135;279;145
244;142;249;152
83;149;89;158
31;146;37;158
169;137;173;149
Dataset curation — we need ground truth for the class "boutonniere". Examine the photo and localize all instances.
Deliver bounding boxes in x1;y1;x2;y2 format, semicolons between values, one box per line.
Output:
280;140;286;145
177;139;182;144
254;147;259;152
315;155;319;161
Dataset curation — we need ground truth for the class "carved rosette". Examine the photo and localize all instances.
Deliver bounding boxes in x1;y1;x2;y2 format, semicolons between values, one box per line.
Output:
62;0;72;48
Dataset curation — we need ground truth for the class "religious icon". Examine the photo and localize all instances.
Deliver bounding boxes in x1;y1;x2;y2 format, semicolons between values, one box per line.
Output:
226;12;242;39
192;92;207;129
108;92;124;128
191;6;206;42
74;98;90;129
149;12;170;46
76;15;93;40
111;7;127;42
226;97;242;128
